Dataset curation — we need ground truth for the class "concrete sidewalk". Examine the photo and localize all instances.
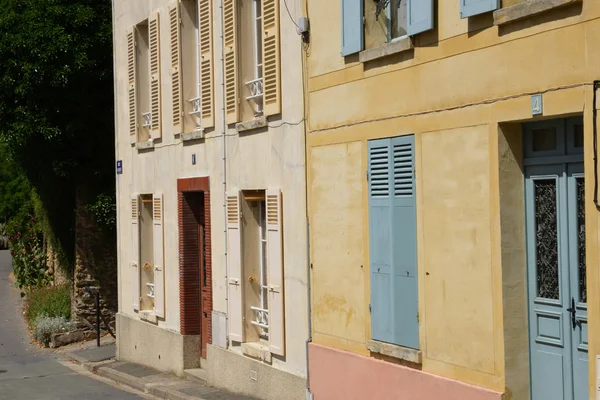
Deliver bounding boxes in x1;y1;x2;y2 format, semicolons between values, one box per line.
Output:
62;343;257;400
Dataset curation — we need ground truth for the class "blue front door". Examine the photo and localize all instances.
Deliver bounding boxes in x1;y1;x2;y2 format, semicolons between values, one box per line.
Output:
525;118;587;400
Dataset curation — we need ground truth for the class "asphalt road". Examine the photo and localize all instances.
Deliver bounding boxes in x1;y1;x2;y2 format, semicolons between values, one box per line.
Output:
0;250;143;400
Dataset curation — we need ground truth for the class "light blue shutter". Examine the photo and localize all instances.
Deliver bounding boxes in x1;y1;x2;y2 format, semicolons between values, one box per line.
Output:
369;139;394;343
368;136;419;349
407;0;434;36
460;0;499;18
390;135;419;349
341;0;363;56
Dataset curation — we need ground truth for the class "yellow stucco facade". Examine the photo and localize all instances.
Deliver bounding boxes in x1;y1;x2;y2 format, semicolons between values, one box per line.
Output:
304;0;600;398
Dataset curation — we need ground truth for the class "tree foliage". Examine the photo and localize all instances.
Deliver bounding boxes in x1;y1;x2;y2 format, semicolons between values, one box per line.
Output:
0;0;115;271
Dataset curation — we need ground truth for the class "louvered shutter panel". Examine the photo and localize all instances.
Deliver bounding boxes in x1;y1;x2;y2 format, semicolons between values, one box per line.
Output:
153;193;165;318
227;193;244;342
127;29;138;144
390;135;419;349
266;189;284;355
340;0;363;56
169;3;183;135
368;136;419;349
149;13;162;139
262;0;281;116
131;194;141;311
407;0;434;36
223;0;239;124
368;139;393;343
460;0;499;18
199;0;215;128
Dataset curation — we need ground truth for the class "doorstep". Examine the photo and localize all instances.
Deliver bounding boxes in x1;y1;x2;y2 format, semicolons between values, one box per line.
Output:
64;354;258;400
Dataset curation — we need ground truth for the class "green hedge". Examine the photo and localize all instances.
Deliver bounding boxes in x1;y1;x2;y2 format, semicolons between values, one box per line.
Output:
24;285;71;328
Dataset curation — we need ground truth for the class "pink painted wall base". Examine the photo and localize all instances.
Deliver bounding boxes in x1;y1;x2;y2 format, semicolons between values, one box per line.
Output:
308;343;504;400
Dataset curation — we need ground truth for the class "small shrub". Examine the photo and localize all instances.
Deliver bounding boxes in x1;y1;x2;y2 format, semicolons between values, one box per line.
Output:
24;285;71;328
32;314;74;347
9;218;48;289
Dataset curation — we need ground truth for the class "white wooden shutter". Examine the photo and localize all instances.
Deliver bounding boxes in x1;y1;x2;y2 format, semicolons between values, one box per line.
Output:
169;2;183;135
227;192;244;342
127;29;138;144
199;0;214;128
153;193;165;318
149;13;162;139
266;189;284;355
131;194;140;311
223;0;239;124
262;0;281;116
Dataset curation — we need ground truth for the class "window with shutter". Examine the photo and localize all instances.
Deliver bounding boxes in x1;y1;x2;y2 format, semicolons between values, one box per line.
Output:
153;194;165;318
262;0;281;117
131;194;141;311
199;0;215;128
266;189;284;355
368;135;419;350
169;3;183;135
460;0;499;18
362;0;435;53
223;0;239;124
149;13;162;138
127;29;138;144
227;193;244;342
135;21;152;142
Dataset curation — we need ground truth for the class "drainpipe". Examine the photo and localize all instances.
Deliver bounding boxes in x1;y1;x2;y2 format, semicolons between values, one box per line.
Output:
220;0;230;348
299;6;312;399
593;80;600;209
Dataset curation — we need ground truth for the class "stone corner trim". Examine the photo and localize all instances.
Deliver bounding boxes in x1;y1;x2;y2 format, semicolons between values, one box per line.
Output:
493;0;582;26
236;116;268;133
359;37;413;64
366;339;422;364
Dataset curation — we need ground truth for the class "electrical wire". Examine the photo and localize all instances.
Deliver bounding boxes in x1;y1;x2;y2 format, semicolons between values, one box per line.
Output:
311;82;593;134
268;118;306;128
283;0;300;30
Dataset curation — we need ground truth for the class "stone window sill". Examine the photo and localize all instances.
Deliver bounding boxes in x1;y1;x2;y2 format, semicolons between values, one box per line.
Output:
366;339;422;364
181;130;204;142
135;140;154;150
242;341;272;363
236;116;268;133
139;310;158;324
359;36;413;64
493;0;581;25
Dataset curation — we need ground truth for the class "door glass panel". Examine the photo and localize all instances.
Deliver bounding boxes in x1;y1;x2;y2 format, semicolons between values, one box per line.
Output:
535;179;560;300
532;128;558;152
577;177;586;303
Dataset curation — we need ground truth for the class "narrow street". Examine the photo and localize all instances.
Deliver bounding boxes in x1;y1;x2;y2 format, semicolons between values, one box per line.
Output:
0;250;144;400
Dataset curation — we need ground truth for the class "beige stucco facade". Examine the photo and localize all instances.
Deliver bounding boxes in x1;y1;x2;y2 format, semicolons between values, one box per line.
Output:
113;0;308;398
304;0;600;398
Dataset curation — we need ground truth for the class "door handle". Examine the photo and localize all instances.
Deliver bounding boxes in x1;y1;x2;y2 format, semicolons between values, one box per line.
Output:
269;285;280;294
567;297;582;329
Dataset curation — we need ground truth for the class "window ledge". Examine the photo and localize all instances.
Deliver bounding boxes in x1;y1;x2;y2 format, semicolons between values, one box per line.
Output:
359;37;413;64
181;130;204;142
242;341;272;363
135;140;154;150
236;116;267;133
493;0;581;26
366;340;422;364
139;310;158;324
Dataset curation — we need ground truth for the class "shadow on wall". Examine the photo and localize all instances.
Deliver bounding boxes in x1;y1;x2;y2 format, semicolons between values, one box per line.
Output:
72;190;118;336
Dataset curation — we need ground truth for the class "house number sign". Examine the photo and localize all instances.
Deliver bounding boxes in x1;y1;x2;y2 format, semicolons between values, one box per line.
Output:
531;94;543;116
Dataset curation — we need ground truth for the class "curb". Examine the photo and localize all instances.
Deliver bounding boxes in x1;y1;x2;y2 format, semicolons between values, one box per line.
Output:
95;365;148;392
